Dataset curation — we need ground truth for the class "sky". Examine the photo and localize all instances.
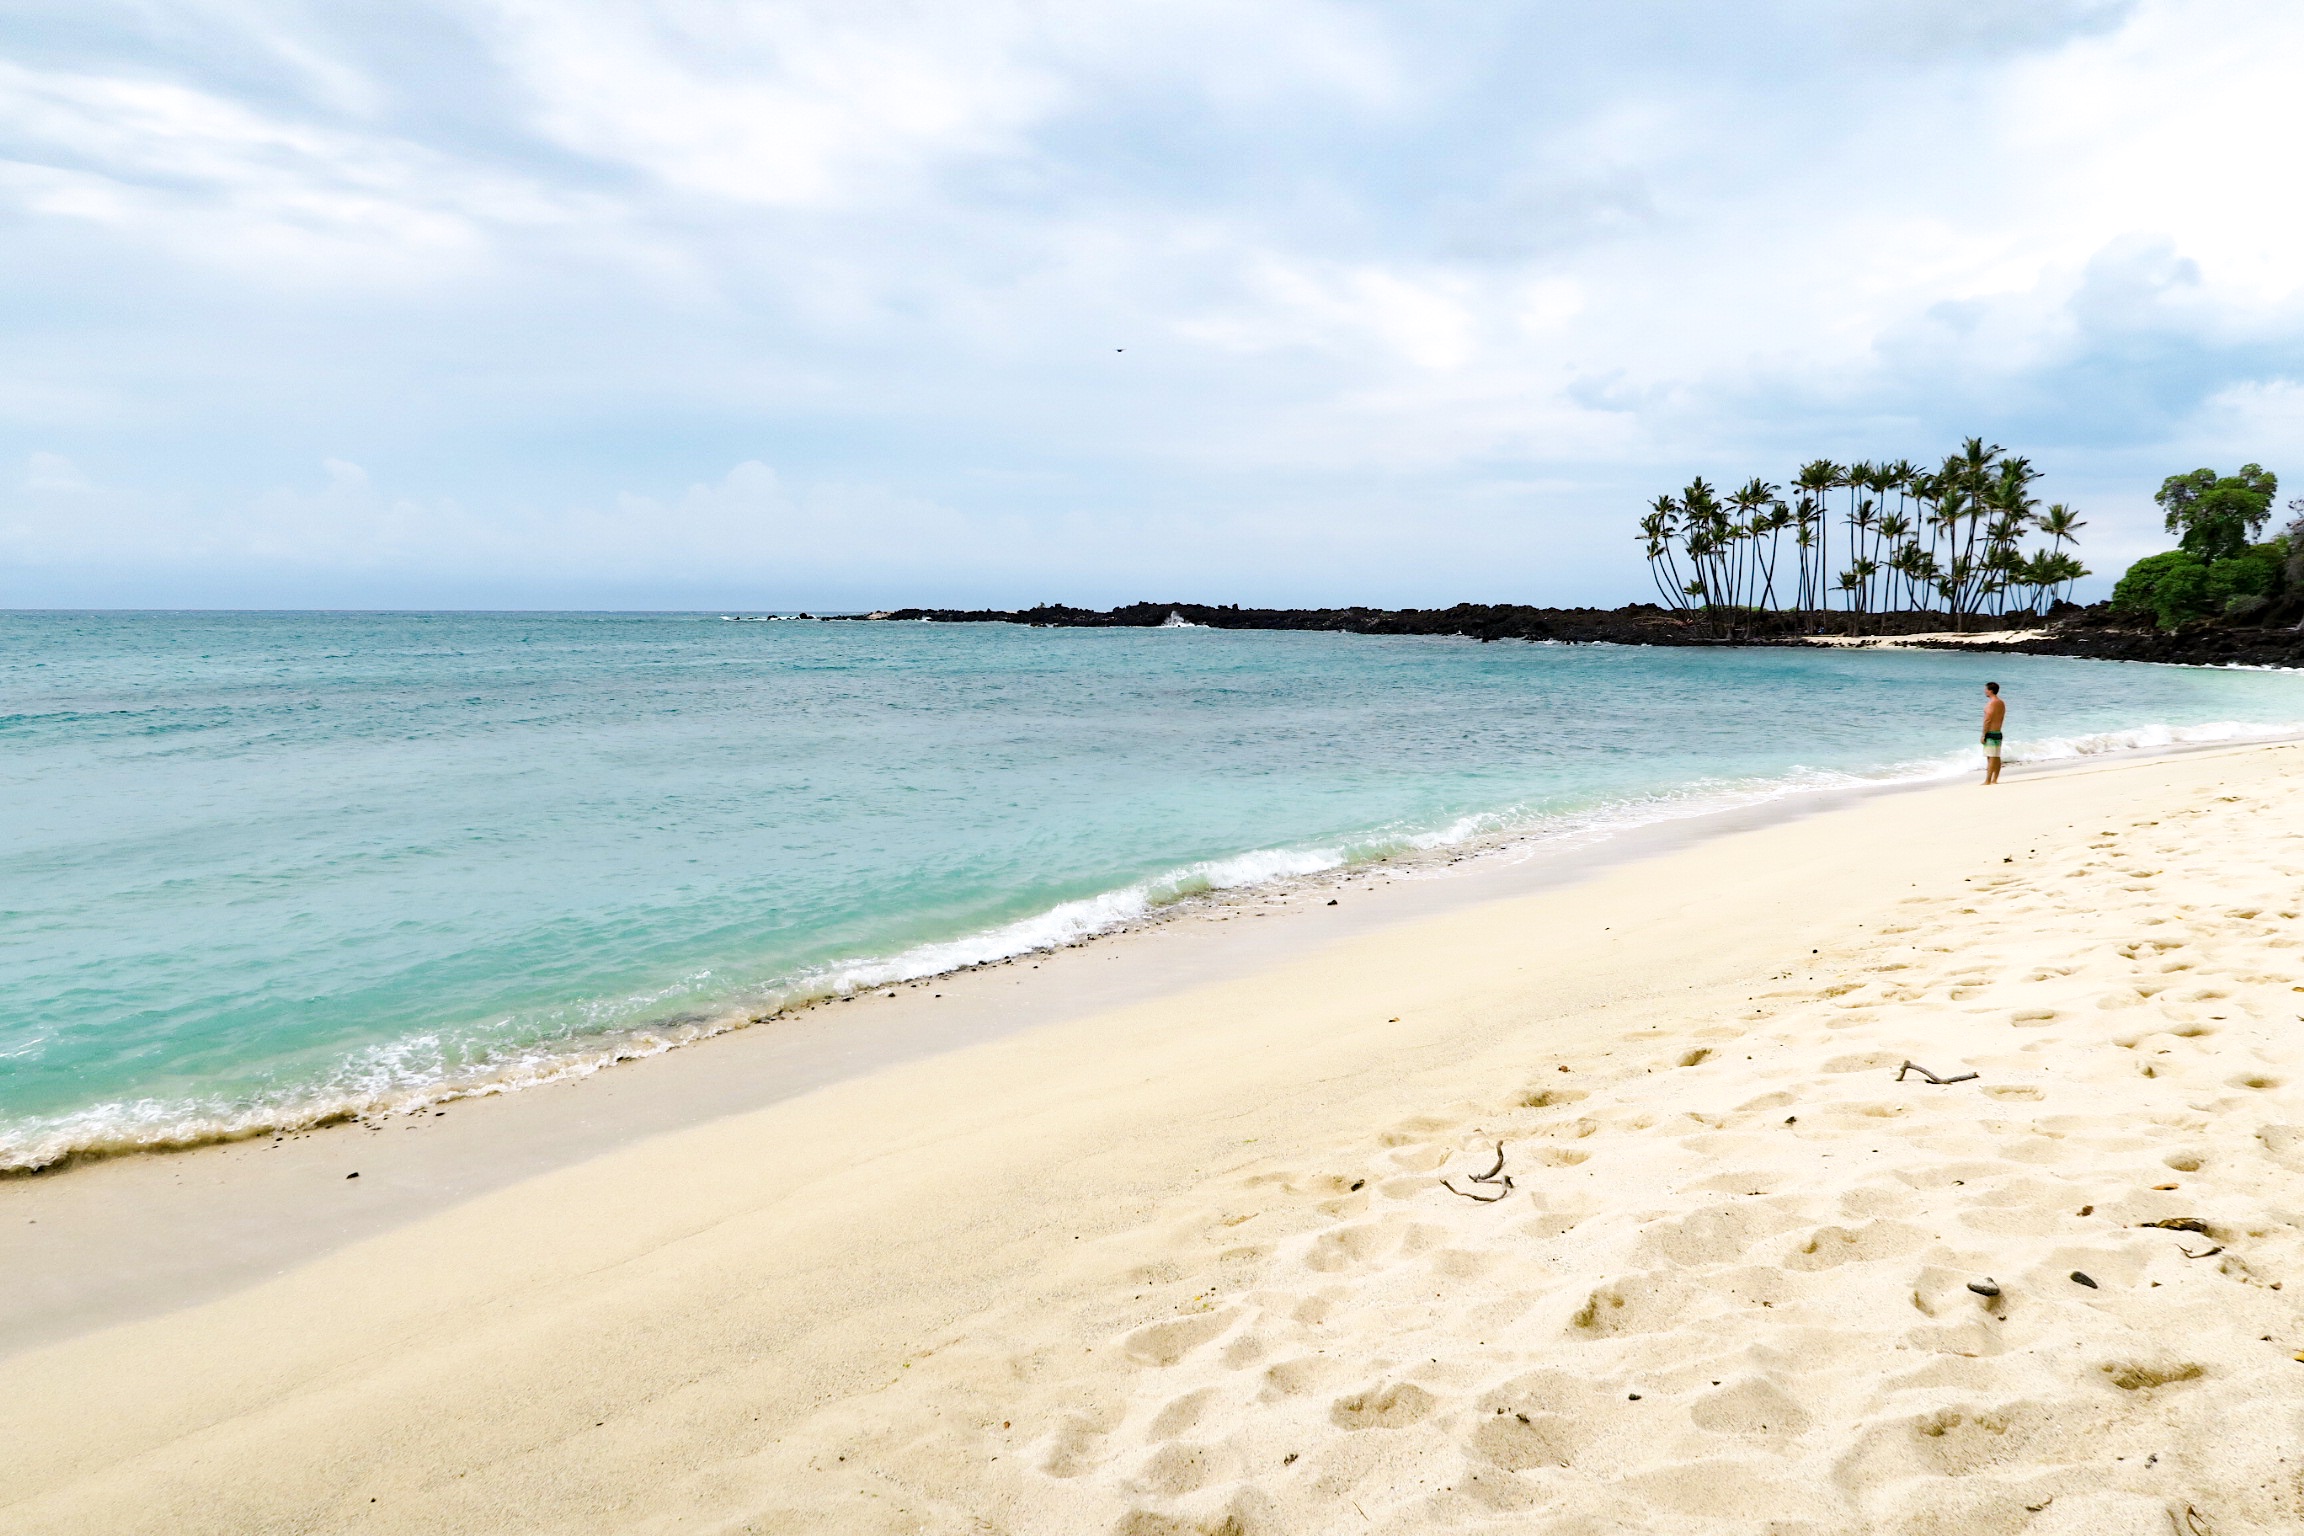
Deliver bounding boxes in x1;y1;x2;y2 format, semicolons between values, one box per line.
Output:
3;0;2302;610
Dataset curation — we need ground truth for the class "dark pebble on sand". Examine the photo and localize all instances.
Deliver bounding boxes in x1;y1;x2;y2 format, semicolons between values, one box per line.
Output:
346;1171;359;1179
2070;1271;2098;1288
1968;1280;2000;1297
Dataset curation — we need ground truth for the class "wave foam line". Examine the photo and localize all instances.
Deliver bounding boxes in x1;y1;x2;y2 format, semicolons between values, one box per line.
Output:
8;714;2300;1175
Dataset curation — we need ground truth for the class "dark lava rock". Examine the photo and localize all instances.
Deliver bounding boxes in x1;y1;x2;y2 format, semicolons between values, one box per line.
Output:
836;599;2304;669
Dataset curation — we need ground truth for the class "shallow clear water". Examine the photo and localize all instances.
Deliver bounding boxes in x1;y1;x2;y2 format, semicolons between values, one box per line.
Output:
6;611;2302;1169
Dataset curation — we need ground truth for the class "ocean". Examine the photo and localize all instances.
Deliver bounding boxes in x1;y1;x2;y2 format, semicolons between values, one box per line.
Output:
6;610;2302;1172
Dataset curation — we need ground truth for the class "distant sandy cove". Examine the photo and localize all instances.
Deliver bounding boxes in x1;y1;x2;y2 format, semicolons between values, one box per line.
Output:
4;742;2304;1535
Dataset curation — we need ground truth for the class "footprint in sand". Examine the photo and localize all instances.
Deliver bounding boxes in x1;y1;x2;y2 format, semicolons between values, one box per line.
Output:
1327;1382;1437;1430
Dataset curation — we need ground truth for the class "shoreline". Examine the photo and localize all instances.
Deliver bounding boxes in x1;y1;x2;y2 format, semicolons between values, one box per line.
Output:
0;737;1998;1357
0;730;2294;1363
5;740;2301;1531
11;703;2301;1184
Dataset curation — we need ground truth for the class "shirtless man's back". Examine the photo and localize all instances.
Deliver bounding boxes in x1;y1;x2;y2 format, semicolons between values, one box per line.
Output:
1981;681;2005;785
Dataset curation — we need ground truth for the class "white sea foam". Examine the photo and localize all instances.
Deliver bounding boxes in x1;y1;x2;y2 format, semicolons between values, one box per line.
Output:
2013;716;2304;760
8;712;2301;1175
798;844;1350;1000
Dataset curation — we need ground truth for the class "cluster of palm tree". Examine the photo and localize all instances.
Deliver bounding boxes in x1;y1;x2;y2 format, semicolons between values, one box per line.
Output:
1637;439;2089;637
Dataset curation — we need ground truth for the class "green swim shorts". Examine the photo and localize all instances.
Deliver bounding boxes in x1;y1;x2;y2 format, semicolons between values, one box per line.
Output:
1983;732;2004;757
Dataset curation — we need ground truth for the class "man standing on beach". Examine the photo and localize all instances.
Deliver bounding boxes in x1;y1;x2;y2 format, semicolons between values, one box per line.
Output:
1981;682;2006;786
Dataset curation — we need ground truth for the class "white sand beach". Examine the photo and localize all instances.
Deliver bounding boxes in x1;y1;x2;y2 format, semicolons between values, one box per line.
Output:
6;742;2304;1535
1806;631;2049;649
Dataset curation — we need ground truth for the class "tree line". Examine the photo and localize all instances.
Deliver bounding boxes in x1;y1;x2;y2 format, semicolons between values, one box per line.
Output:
1637;438;2087;637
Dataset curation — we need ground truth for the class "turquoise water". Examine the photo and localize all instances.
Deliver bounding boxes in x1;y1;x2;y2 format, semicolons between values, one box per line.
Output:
6;611;2303;1171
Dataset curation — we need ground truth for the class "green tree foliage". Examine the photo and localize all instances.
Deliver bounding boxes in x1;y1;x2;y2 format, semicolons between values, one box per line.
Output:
2111;550;2210;629
2155;464;2278;561
2208;539;2287;614
2112;537;2291;628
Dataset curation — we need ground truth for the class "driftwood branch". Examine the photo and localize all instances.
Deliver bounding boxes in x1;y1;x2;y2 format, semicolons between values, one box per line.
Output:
1442;1141;1514;1202
1896;1060;1979;1085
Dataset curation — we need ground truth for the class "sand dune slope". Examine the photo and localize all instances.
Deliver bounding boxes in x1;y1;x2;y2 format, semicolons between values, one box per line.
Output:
708;770;2304;1535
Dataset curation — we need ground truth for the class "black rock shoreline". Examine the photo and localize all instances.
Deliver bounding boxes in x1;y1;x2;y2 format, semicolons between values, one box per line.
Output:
841;601;2304;668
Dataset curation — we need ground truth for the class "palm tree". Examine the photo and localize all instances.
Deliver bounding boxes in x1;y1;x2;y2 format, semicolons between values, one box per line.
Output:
1930;479;1972;619
1934;557;1964;620
1851;557;1882;621
1792;499;1819;614
1862;463;1899;609
1634;437;2080;636
1977;542;2020;615
1875;512;1913;612
2041;550;2089;606
1946;439;2004;625
1679;477;1729;633
1840;461;1875;625
1906;469;1945;613
1953;436;2001;484
1637;495;1691;611
1845;496;1874;606
1795;461;1841;626
2037;503;2086;605
1758;499;1793;612
1883;458;1919;548
2015;550;2066;616
1834;568;1862;623
1982;459;2039;615
1892;540;1941;614
1727;479;1781;623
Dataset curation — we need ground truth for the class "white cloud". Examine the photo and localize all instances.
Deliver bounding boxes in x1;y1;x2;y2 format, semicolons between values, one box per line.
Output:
1176;254;1478;370
23;452;89;493
0;59;596;278
1;0;2301;606
466;0;1404;213
474;1;1062;209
